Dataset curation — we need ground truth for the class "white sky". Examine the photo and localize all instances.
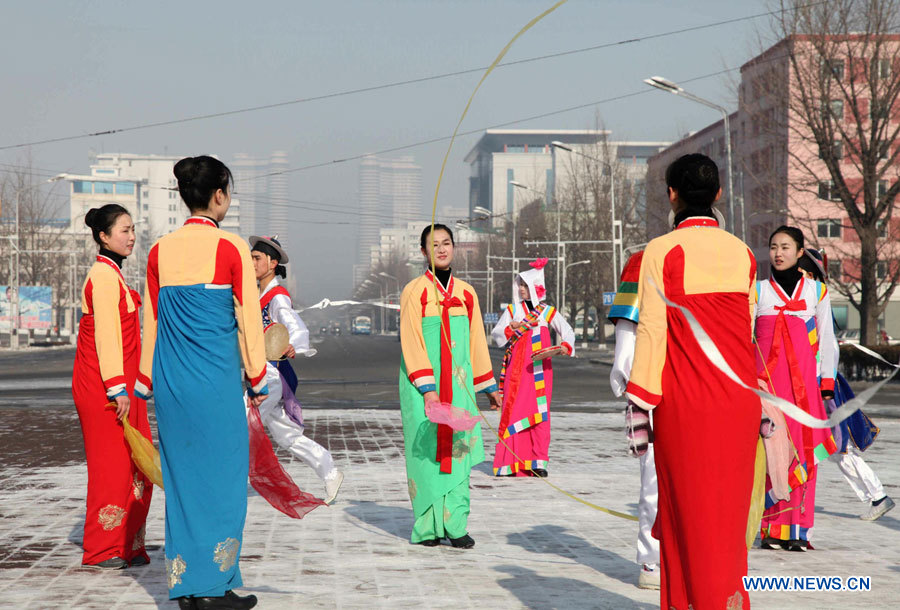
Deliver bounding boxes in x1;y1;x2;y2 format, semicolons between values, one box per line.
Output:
0;0;775;301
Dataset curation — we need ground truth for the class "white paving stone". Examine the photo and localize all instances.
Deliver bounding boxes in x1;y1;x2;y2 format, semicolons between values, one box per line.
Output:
0;410;897;609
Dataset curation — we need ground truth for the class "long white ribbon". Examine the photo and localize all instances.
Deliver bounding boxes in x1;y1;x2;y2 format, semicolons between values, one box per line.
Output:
650;279;899;429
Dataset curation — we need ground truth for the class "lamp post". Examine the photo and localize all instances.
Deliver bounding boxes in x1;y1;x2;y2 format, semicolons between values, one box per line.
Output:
551;142;619;282
561;259;591;317
509;181;536;276
644;75;739;239
369;274;388;335
378;272;399;333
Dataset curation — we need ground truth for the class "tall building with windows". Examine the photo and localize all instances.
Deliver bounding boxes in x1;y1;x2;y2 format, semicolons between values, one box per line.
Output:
267;151;290;239
232;153;268;237
354;155;423;287
464;129;668;227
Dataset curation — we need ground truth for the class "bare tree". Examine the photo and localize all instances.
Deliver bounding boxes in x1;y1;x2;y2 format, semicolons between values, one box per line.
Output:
767;0;900;343
0;159;88;334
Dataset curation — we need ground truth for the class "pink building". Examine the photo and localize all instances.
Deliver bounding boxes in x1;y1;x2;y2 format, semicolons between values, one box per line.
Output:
648;35;900;334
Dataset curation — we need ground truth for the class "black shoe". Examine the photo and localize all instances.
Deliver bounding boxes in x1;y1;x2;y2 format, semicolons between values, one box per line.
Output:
760;537;784;550
786;539;807;552
177;597;197;610
194;590;257;610
531;468;548;478
416;538;441;546
86;556;127;569
448;534;475;549
129;555;150;567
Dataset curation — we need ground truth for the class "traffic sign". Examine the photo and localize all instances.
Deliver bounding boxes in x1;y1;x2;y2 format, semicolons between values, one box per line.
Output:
602;291;616;306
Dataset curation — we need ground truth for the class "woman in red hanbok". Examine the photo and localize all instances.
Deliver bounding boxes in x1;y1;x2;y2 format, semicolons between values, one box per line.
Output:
626;154;758;610
71;204;153;569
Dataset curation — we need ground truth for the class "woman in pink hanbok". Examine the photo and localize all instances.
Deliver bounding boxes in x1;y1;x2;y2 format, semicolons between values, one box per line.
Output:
490;259;575;477
755;226;838;551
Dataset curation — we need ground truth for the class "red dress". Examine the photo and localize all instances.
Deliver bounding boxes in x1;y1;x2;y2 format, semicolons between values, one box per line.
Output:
71;254;153;565
626;217;758;610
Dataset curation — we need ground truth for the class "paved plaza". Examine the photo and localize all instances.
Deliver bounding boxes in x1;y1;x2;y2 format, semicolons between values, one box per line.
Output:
1;405;898;609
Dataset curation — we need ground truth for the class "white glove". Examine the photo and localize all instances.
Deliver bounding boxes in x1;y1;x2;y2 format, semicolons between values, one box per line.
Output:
610;320;636;397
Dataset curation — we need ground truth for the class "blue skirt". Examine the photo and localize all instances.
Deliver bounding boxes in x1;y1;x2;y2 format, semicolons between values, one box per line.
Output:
154;285;248;599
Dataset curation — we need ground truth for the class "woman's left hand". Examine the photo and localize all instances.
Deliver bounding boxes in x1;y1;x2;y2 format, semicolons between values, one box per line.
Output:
822;390;834;400
283;345;296;359
487;391;502;411
113;395;130;421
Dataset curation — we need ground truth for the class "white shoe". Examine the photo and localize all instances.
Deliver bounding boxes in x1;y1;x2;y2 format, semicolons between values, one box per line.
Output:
860;496;895;521
638;564;661;590
324;471;344;505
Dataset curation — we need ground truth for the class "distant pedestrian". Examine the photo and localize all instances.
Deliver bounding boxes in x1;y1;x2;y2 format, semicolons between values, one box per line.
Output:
398;223;500;548
72;204;153;569
490;258;574;478
136;156;266;610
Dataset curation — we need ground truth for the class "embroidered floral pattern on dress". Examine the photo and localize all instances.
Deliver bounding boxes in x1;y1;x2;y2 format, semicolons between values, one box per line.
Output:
166;554;186;589
132;473;145;500
407;478;417;501
213;537;240;572
132;524;146;551
453;366;467;386
726;591;744;610
452;437;475;459
97;505;126;531
443;506;452;523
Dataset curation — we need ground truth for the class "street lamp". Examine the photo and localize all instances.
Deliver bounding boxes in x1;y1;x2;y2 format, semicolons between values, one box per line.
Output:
550;143;620;283
561;259;591;317
378;272;399;333
509;181;539;276
644;75;739;240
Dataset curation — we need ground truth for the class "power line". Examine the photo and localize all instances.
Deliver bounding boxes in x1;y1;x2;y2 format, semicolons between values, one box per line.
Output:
0;2;825;152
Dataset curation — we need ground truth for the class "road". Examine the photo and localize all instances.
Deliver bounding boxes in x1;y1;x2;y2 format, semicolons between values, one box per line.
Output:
1;334;897;471
0;334;621;411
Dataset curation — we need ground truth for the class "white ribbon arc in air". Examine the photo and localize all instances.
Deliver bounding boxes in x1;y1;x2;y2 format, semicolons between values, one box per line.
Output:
651;279;899;429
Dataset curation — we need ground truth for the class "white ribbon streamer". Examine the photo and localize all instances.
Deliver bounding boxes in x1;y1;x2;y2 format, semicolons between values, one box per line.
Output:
650;279;899;429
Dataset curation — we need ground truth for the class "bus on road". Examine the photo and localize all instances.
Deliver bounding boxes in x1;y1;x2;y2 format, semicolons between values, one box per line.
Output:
352;315;372;335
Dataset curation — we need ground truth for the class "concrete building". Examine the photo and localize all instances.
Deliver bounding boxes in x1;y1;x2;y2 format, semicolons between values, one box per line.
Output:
646;35;900;335
231;153;268;237
354;155;423;287
463;129;669;226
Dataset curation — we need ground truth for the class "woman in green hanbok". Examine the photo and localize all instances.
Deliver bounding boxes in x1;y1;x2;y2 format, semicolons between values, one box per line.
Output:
398;223;501;548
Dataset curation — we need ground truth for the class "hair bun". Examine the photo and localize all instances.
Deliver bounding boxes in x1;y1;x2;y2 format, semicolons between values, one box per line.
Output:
84;208;98;229
174;157;199;184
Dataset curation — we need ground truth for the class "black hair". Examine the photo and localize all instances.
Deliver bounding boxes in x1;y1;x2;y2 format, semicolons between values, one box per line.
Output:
173;155;233;212
84;204;130;246
797;253;824;282
798;248;826;281
665;153;721;209
769;225;804;250
252;241;287;279
419;223;454;249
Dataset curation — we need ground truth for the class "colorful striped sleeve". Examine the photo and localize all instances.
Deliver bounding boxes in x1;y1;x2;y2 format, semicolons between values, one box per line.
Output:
400;280;436;394
221;234;268;397
136;243;159;399
625;244;665;409
607;251;643;324
89;266;127;398
466;287;498;394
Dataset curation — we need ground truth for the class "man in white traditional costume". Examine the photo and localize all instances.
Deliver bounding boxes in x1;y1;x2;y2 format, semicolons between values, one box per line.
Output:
249;235;344;505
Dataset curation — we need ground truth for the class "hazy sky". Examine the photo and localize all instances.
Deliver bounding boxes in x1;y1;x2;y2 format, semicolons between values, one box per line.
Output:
1;0;775;302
